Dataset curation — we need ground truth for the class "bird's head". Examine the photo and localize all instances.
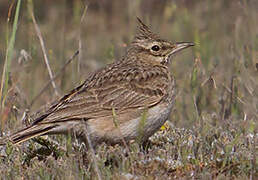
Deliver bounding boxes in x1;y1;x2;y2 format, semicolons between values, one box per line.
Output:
127;18;194;66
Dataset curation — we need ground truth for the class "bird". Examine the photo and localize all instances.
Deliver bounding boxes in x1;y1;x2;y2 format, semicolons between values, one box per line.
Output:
0;18;194;149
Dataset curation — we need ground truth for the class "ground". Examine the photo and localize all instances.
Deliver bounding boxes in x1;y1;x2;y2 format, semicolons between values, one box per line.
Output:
0;0;257;179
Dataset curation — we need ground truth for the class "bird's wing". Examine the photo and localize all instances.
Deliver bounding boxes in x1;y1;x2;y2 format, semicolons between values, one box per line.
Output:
33;62;170;124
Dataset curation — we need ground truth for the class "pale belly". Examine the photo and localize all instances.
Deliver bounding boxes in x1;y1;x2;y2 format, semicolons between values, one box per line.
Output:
84;101;174;146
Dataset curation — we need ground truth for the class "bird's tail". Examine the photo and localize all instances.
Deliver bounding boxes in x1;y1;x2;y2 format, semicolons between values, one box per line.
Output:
0;124;58;146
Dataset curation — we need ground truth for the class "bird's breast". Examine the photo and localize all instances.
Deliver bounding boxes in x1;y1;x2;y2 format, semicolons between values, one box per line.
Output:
86;100;174;146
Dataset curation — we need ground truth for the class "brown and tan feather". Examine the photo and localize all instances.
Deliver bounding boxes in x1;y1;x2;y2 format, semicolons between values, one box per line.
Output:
0;18;193;147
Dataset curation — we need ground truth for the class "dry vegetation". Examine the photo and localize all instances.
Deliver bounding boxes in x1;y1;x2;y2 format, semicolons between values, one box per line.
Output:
0;0;257;179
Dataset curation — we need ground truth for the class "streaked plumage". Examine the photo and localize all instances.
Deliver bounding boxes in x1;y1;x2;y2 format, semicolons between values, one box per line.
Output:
0;18;194;148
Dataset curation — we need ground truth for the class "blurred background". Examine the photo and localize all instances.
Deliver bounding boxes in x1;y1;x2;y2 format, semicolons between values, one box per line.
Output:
0;0;257;131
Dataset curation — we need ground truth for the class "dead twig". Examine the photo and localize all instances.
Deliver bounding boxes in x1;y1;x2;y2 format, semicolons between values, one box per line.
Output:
30;50;79;107
78;4;88;74
28;1;59;96
83;124;102;180
221;83;246;105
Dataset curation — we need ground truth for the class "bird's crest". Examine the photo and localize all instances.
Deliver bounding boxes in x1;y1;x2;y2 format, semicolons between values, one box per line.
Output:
134;17;160;41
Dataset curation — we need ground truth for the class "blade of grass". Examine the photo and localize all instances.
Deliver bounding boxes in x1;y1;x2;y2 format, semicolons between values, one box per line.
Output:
0;0;22;108
0;0;22;131
111;107;130;150
137;108;148;144
112;107;135;174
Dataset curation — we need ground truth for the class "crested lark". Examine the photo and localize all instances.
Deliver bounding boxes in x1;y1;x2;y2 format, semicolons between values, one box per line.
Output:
0;18;194;148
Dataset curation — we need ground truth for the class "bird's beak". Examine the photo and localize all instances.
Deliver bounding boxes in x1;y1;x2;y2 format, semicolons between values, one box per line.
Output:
162;42;194;65
170;42;195;55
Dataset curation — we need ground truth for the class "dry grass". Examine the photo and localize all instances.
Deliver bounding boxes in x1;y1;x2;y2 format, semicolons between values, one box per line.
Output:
0;0;257;179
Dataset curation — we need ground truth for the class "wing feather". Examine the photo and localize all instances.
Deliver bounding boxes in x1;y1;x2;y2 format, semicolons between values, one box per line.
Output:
33;62;170;124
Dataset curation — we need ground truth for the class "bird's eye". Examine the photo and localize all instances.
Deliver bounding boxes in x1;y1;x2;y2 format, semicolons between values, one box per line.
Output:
151;45;160;51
